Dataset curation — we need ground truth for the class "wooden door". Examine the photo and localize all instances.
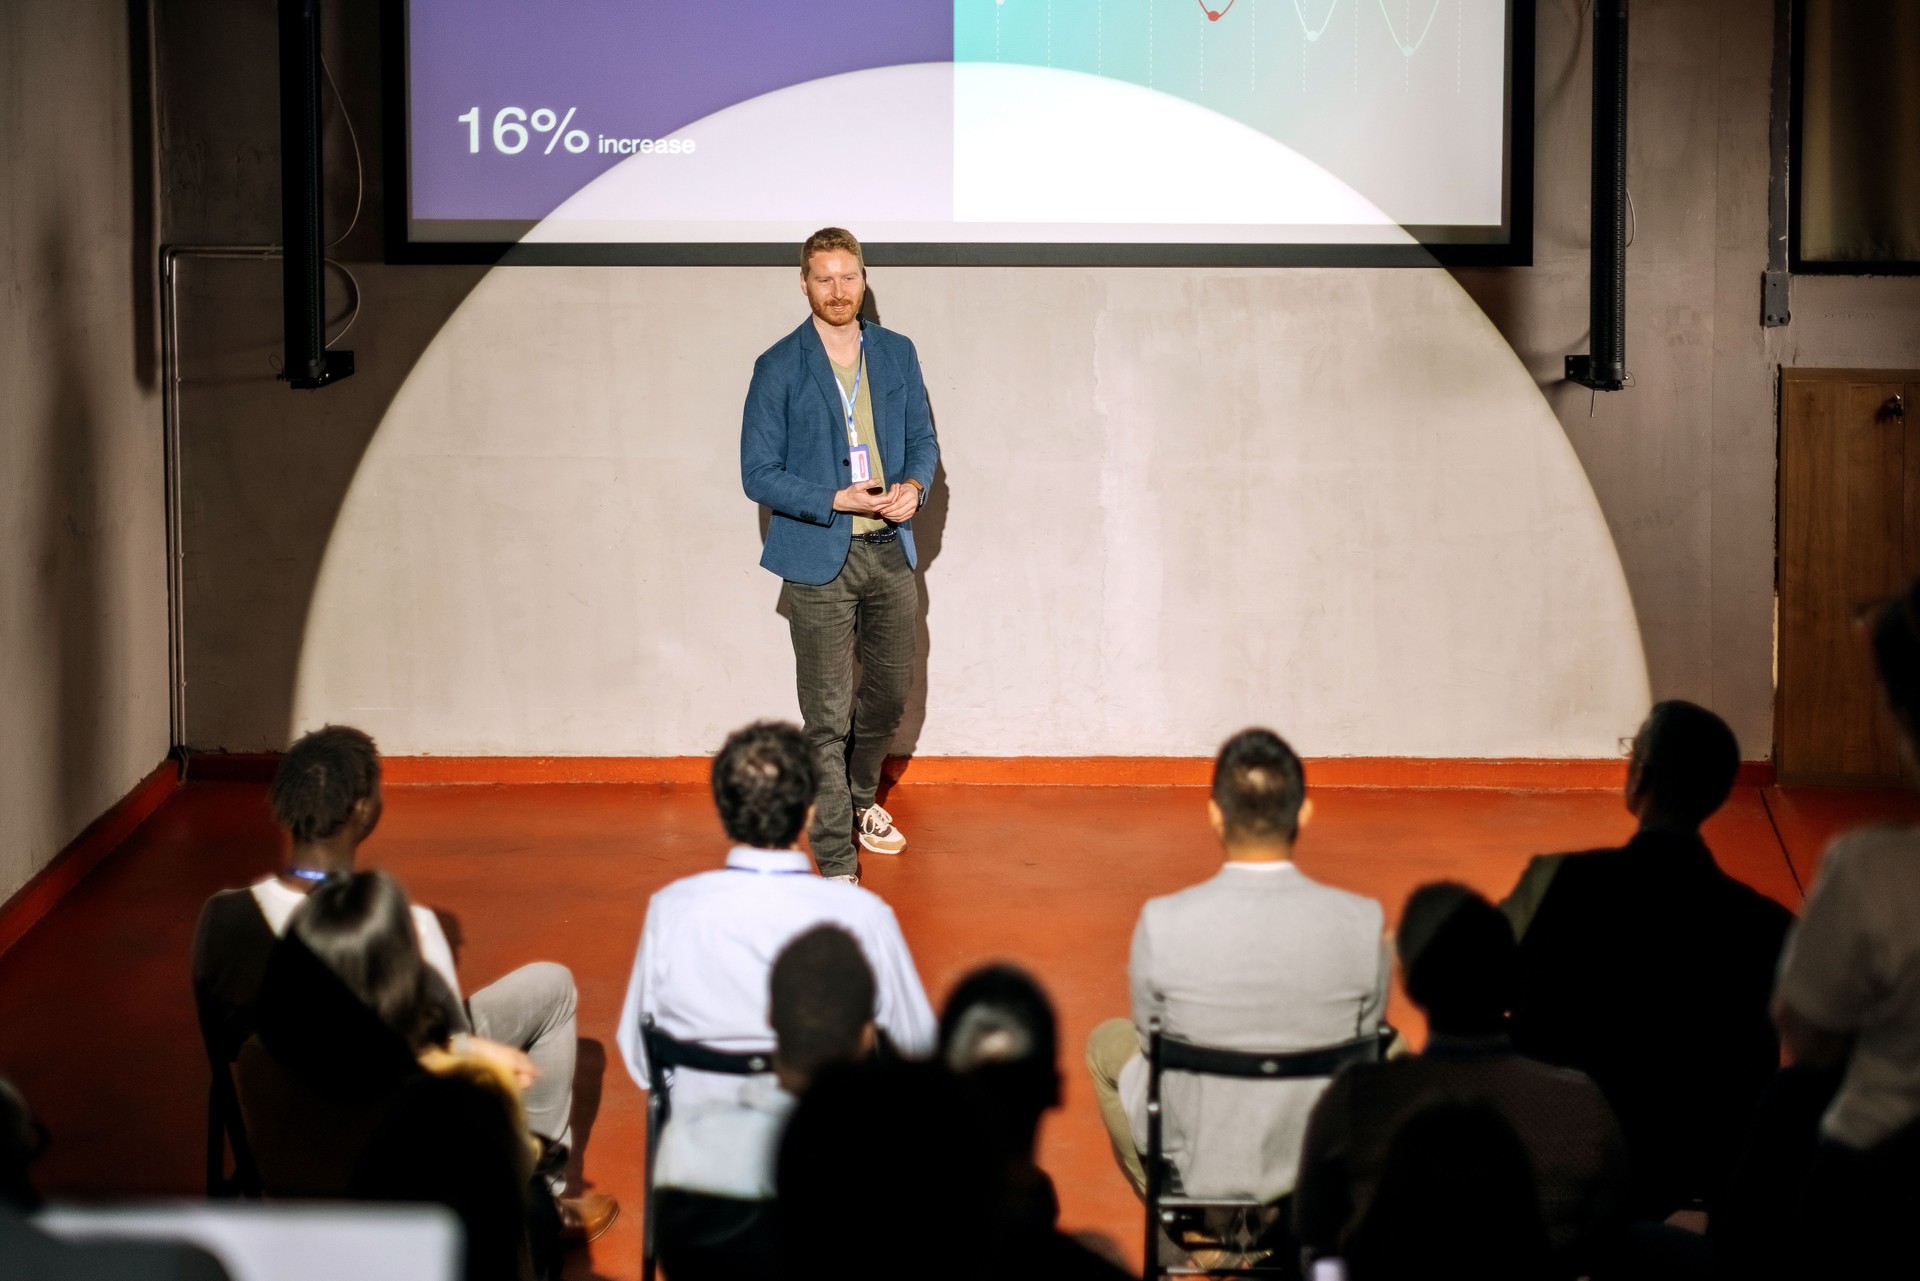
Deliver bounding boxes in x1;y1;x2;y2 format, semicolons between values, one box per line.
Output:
1778;369;1920;783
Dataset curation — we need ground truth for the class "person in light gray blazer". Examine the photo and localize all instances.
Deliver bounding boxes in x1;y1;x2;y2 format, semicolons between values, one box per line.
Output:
1087;729;1389;1206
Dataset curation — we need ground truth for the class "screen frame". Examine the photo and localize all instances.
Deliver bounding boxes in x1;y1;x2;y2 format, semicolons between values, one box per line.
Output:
1786;0;1920;276
382;0;1534;269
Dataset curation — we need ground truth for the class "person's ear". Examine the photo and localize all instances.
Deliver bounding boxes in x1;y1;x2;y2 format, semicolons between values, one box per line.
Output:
352;791;380;837
1296;797;1315;832
1206;798;1225;839
858;1021;878;1058
800;803;817;854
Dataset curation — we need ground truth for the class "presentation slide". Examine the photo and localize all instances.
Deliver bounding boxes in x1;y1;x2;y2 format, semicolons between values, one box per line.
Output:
400;0;1516;254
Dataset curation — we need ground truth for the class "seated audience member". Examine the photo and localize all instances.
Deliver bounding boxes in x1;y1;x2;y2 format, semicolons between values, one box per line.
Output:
1500;700;1792;1215
189;726;611;1238
1086;728;1389;1209
615;720;936;1110
940;964;1133;1278
776;1059;1011;1281
250;871;557;1281
1338;1102;1554;1281
650;925;877;1281
1295;883;1628;1278
1;1077;232;1280
1761;583;1920;1276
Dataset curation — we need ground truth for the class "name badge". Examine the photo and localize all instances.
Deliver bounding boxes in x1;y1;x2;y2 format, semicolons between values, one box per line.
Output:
849;444;872;485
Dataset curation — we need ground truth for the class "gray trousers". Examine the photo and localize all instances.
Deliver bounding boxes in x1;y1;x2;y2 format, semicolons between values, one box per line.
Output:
781;538;916;877
468;960;576;1190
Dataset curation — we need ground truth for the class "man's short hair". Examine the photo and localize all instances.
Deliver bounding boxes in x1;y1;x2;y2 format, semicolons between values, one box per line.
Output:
269;725;379;844
1632;700;1740;826
1396;882;1516;1036
800;226;864;274
1211;728;1307;844
1873;580;1920;736
769;926;875;1079
711;721;817;849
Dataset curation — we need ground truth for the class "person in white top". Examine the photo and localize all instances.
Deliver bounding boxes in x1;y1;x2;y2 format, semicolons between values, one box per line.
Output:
615;720;936;1114
653;924;876;1204
189;726;616;1242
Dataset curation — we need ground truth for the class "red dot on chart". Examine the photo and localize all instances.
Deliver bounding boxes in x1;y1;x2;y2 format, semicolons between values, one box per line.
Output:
1207;9;1220;18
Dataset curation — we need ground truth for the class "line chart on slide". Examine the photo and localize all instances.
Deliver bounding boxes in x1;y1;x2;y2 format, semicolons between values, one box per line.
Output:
955;0;1507;227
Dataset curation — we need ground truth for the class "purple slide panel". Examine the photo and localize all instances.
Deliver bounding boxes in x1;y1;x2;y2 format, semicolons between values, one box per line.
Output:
408;0;954;223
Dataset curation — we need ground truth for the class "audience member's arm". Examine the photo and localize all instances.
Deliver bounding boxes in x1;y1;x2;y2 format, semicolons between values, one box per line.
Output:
863;905;938;1057
1772;837;1869;1070
413;910;473;1035
1498;853;1568;944
1128;911;1163;1048
1363;921;1391;1037
615;915;660;1089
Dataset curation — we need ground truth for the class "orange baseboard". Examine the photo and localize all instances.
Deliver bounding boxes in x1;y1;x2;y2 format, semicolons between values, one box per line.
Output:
0;759;179;960
181;751;1776;790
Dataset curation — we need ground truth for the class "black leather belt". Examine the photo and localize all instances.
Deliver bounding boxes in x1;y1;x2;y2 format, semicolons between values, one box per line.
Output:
850;528;898;544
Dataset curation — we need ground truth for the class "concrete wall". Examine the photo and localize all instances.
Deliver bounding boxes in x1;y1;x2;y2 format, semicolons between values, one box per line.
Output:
160;0;1920;761
0;1;170;903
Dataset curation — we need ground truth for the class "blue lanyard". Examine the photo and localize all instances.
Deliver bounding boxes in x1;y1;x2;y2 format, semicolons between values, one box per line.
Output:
835;335;865;449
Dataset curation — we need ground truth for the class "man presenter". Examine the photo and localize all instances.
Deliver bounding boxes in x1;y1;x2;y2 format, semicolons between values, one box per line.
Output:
741;228;939;883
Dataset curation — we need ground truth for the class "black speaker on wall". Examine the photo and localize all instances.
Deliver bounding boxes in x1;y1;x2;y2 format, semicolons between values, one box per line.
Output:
1568;0;1628;392
278;0;353;389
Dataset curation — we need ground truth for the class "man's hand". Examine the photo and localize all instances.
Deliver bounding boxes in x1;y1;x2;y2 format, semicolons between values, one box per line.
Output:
873;483;919;522
468;1036;541;1091
832;484;888;515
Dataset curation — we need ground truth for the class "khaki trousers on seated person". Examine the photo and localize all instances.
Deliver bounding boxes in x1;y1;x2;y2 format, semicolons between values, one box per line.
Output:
1086;1017;1148;1196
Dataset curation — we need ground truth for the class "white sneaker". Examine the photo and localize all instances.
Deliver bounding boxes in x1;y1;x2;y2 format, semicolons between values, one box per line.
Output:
826;873;860;886
857;804;907;855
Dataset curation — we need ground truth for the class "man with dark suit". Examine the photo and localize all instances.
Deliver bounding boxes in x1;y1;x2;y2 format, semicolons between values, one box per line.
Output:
741;227;939;883
1499;700;1794;1217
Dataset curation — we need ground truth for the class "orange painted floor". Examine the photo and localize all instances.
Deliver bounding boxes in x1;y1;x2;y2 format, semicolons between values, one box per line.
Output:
3;778;1918;1279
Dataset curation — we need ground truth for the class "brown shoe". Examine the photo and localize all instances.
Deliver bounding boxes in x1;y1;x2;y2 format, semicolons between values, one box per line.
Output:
558;1192;619;1246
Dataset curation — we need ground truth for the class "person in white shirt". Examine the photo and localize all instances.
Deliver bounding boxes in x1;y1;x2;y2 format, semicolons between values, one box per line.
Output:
653;924;874;1224
614;720;936;1114
189;725;616;1242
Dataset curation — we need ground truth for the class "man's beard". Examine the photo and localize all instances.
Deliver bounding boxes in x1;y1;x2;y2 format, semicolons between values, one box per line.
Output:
810;292;862;326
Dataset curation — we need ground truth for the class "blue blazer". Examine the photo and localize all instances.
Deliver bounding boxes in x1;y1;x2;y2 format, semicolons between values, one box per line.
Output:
741;318;939;585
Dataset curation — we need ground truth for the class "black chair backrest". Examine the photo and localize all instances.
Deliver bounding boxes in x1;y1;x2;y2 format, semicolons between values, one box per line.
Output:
1143;1020;1395;1281
640;1016;774;1281
1152;1025;1393;1081
640;1018;771;1123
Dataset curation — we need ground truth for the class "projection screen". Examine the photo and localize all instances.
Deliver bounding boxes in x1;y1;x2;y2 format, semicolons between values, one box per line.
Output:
388;0;1530;265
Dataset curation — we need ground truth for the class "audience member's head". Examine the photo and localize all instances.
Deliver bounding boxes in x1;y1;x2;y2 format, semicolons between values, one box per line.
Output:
769;925;875;1092
1396;882;1516;1039
1624;700;1740;830
290;870;451;1052
711;720;818;851
1341;1101;1552;1281
1209;728;1308;851
939;963;1062;1157
777;1059;998;1281
1873;580;1920;755
270;725;382;852
0;1078;43;1211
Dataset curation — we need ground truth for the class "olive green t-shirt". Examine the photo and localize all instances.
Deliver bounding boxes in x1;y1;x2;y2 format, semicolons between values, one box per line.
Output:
831;353;886;535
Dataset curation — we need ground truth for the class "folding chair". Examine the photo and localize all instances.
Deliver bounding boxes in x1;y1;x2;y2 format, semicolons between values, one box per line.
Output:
640;1015;773;1281
1144;1018;1393;1281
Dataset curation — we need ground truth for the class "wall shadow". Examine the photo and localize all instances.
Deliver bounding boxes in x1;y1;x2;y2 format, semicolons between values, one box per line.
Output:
41;215;111;873
161;0;491;748
127;0;156;389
